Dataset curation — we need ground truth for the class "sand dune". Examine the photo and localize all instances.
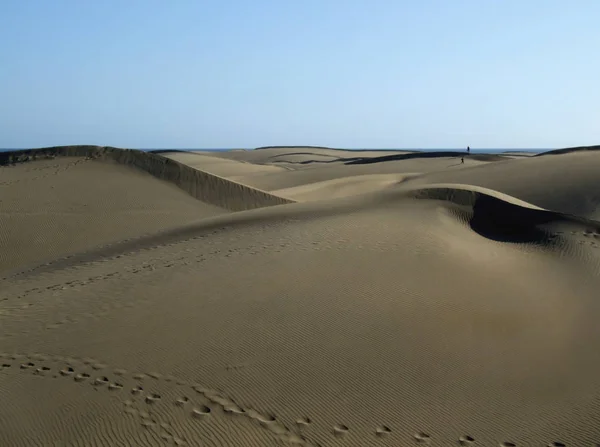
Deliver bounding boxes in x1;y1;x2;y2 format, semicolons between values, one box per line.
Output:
2;146;600;446
538;144;600;156
272;173;414;201
154;150;288;183
0;155;226;274
187;148;495;192
406;150;600;219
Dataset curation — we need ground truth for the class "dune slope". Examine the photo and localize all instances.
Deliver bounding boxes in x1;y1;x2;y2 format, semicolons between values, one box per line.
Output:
406;150;600;219
0;155;226;274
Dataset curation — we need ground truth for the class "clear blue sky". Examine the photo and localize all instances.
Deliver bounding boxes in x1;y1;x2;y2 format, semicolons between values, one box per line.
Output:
1;0;598;149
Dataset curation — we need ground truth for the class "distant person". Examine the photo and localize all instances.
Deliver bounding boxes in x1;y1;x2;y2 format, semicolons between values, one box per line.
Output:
467;146;470;154
461;157;464;164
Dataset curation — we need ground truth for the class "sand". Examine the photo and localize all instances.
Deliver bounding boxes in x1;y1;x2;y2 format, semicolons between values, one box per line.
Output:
1;145;600;446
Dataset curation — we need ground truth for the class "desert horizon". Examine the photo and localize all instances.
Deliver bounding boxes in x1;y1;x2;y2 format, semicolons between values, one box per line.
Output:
0;146;566;154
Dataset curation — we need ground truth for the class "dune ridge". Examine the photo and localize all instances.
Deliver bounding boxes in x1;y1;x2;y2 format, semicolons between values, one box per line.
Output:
406;184;600;245
5;181;597;281
0;146;293;211
536;144;600;156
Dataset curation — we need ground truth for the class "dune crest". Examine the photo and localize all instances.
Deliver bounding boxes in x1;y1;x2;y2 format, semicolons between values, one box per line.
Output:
1;146;293;211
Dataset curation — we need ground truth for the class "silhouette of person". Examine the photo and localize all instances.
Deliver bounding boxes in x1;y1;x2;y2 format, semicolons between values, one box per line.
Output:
461;157;464;164
467;146;470;154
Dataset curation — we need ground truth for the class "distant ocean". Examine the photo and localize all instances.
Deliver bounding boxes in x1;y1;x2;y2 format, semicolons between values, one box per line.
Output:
0;148;549;154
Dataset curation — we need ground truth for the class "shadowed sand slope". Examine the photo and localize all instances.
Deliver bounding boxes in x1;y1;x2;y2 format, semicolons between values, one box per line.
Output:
2;182;600;446
155;150;288;179
406;150;600;219
1;146;293;212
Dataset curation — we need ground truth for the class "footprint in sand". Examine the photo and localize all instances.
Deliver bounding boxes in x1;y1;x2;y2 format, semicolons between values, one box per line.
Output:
74;372;90;382
60;366;75;376
175;396;189;406
375;425;392;437
333;423;349;437
94;376;110;386
459;434;475;444
296;416;311;427
145;392;161;404
108;382;123;391
34;366;51;375
414;432;431;443
131;385;144;395
191;405;211;419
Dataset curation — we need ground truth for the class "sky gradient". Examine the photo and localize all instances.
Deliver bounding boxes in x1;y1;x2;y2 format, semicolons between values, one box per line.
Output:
1;0;599;149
